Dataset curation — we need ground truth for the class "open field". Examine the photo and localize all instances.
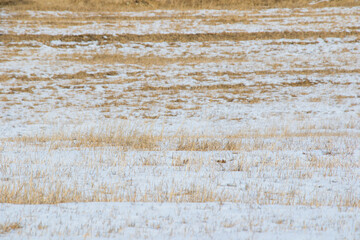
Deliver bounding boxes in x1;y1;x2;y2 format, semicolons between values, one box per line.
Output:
1;0;359;11
0;3;360;239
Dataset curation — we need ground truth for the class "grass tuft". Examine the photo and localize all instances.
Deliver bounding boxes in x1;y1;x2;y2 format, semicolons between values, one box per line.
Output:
0;222;22;234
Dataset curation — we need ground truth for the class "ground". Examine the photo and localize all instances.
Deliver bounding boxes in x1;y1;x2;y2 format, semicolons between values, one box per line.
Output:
0;6;359;239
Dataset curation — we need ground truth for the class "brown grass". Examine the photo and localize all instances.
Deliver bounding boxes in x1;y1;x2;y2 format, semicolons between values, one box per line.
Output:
1;178;359;206
0;180;85;204
240;68;360;77
176;136;238;151
66;54;239;66
1;121;359;206
53;70;118;80
9;86;35;94
139;83;246;92
7;124;359;151
0;74;51;82
0;5;359;211
0;222;22;234
17;126;162;150
0;179;226;203
2;0;358;11
2;31;360;44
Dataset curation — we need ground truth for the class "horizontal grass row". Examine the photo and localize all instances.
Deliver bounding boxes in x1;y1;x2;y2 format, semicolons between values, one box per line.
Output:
1;0;358;11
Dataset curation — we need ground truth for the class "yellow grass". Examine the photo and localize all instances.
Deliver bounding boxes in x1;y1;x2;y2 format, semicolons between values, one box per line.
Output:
2;0;358;11
16;124;162;150
0;1;359;212
1;176;359;206
0;222;22;234
6;122;360;151
2;31;360;44
0;120;358;206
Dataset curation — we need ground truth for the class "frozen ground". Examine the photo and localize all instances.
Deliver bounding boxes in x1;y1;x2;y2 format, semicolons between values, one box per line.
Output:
0;6;360;239
1;203;359;239
1;7;360;35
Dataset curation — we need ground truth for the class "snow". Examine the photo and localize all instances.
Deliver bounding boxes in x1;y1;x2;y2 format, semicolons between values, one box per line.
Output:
1;7;360;35
1;203;359;239
0;6;360;239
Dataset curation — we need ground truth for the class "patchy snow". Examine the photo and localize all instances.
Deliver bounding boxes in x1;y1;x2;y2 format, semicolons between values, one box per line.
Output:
1;7;360;35
0;6;360;239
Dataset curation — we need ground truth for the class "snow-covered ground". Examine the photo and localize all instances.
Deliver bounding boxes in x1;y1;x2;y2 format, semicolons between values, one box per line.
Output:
1;203;359;239
0;6;359;239
1;7;360;35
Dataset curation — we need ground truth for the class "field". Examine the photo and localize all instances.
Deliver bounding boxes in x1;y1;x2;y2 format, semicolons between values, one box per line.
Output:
0;1;360;239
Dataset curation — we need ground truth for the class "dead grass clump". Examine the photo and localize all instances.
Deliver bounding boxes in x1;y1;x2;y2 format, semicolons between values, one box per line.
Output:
204;15;251;25
165;104;182;110
171;155;190;166
308;97;321;102
230;160;250;172
17;125;162;150
0;0;27;7
53;70;118;80
284;78;317;87
0;74;12;82
0;180;84;204
166;186;222;202
0;222;22;234
76;129;159;149
9;86;35;94
176;137;238;151
0;74;51;82
142;156;159;166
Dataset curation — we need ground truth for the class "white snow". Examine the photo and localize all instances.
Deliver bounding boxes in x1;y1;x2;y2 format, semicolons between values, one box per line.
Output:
0;6;359;239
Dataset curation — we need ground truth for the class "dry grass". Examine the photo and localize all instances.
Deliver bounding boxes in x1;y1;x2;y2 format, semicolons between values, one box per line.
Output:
7;123;360;151
176;136;238;151
3;11;358;24
16;125;162;150
2;0;358;11
1;2;359;215
1;176;359;206
0;180;85;204
53;70;118;80
67;54;237;66
8;86;35;94
2;31;360;44
0;178;226;203
139;83;246;92
0;74;51;82
0;222;22;234
239;68;360;77
1;121;359;206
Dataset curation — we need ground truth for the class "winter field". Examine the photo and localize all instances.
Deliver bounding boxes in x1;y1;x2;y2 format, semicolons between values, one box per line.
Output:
0;4;360;239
